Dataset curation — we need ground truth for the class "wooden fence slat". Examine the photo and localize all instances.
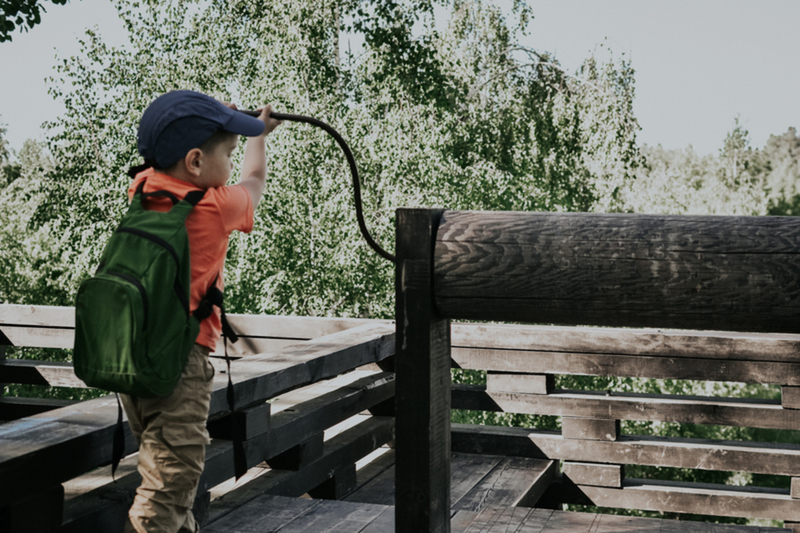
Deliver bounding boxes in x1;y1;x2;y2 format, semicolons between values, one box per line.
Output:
578;478;798;522
451;424;800;477
453;347;800;384
451;323;800;363
452;385;798;430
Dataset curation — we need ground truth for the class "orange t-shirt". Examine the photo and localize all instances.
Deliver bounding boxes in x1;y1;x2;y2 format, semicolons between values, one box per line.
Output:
128;168;254;350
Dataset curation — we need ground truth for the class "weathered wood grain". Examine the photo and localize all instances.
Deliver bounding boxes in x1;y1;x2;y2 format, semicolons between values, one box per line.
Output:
395;207;451;533
578;478;799;521
451;423;800;476
452;456;557;512
453;347;800;385
451;323;800;363
0;396;77;420
486;372;554;394
561;418;620;442
784;387;800;409
562;461;623;488
434;211;800;332
206;416;394;524
0;326;394;502
0;304;385;356
452;385;798;430
0;358;85;387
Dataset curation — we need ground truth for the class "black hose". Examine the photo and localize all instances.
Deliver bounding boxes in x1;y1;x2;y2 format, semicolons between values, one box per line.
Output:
241;109;396;264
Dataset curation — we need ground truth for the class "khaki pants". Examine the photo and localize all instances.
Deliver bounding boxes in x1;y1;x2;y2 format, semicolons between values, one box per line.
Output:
121;344;215;533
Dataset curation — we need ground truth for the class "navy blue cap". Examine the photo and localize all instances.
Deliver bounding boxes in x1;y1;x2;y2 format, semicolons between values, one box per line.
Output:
137;90;266;169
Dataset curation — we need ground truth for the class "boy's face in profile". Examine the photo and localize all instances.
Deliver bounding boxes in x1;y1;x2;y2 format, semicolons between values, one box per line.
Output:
196;134;239;189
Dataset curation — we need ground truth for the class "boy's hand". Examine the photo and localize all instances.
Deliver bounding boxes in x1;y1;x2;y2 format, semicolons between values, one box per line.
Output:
258;104;282;136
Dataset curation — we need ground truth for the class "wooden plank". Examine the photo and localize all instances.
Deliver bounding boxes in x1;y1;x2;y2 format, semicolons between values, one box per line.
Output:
0;359;85;387
451;385;799;430
434;211;800;333
267;433;324;471
358;506;395;533
306;463;357;499
449;454;506;508
395;207;451;533
0;326;393;502
207;402;271;441
578;478;800;521
451;323;800;363
256;498;389;532
202;494;322;532
784;386;800;409
563;461;623;488
0;396;78;420
343;463;396;506
0;304;378;337
454;347;800;385
452;456;557;512
451;424;800;477
208;322;395;415
206;416;394;524
561;418;620;441
486;372;553;394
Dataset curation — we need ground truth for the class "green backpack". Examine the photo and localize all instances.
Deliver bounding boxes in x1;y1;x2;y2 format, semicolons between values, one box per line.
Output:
73;181;215;397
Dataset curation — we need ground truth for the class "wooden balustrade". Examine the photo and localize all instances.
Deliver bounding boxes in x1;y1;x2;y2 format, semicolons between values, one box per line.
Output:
395;207;800;532
0;308;396;532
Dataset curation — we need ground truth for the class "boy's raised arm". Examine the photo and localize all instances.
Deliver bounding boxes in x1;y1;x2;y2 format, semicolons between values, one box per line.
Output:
240;104;282;207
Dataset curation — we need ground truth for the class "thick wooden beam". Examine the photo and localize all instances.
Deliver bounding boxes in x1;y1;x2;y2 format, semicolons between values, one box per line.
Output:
563;461;623;488
0;359;85;388
434;211;800;333
577;478;798;522
454;347;800;385
451;323;800;363
395;207;451;533
561;417;620;441
452;384;798;431
451;424;800;477
486;372;553;394
0;396;78;420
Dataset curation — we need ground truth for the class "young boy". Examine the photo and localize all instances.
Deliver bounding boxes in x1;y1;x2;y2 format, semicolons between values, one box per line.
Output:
121;90;282;533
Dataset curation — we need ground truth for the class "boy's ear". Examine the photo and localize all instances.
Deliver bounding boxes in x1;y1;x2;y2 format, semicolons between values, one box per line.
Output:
184;148;203;177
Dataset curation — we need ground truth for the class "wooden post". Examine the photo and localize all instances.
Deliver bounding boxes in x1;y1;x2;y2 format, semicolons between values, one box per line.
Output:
395;208;451;533
0;328;8;398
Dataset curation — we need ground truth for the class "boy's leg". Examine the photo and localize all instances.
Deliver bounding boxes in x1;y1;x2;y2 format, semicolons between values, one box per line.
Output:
120;344;215;533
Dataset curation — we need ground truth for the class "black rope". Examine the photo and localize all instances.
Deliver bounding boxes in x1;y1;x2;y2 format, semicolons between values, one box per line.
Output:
242;110;396;264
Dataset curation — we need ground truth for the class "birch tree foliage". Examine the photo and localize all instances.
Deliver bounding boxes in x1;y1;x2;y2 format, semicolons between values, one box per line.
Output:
33;0;641;319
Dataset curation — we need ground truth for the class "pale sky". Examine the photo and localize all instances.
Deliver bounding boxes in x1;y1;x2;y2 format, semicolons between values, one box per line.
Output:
1;0;798;156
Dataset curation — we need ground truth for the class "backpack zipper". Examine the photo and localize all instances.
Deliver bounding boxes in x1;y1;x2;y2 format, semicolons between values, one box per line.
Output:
116;226;190;316
109;271;149;331
117;227;180;266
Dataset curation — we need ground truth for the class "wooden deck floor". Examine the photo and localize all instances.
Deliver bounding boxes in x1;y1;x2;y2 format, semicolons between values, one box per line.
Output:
205;451;785;532
204;494;786;532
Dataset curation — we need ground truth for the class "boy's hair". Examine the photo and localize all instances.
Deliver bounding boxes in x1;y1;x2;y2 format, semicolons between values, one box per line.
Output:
199;129;239;153
156;129;238;172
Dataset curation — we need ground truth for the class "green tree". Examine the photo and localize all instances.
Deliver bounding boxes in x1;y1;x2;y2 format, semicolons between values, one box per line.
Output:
33;0;641;319
0;0;68;42
762;127;800;215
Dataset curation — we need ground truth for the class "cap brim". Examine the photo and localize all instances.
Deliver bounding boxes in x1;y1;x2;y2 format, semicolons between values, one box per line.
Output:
223;110;266;137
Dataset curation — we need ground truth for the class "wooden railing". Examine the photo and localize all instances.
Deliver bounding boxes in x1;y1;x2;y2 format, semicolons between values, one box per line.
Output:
0;305;395;532
394;208;800;532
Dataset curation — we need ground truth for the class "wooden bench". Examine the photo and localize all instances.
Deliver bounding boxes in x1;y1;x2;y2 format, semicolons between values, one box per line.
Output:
394;209;800;532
